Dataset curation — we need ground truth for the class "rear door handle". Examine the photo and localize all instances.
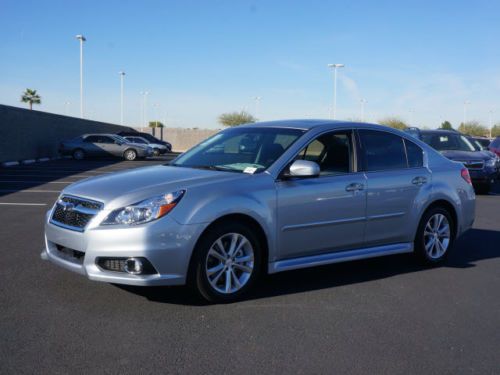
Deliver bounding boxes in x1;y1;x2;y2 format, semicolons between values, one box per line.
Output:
345;182;364;192
412;176;428;185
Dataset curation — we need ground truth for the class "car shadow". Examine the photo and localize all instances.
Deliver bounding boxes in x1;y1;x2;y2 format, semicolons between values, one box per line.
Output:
114;227;500;306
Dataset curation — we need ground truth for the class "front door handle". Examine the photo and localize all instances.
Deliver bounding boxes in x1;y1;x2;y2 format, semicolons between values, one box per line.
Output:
412;176;428;185
345;182;364;192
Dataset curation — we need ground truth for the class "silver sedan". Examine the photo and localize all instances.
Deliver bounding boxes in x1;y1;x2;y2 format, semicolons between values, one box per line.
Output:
43;120;475;303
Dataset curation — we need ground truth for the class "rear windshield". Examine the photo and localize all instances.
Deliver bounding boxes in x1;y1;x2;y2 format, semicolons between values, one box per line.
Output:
421;133;475;152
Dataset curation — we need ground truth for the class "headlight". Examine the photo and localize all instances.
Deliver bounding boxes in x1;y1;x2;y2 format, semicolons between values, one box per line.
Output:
101;190;185;226
485;158;496;167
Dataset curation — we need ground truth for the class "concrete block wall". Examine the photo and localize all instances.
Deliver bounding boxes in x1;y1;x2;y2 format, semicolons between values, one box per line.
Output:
0;104;134;163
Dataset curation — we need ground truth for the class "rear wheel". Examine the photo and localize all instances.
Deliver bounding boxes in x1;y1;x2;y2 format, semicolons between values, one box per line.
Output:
190;222;262;303
123;149;137;161
72;149;85;160
414;207;455;264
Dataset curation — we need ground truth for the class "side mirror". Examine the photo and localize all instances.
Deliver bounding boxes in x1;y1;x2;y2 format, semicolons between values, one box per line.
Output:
286;160;320;178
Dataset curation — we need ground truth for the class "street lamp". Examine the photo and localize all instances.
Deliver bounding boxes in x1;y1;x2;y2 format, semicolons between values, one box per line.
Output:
119;71;125;125
360;99;367;122
75;34;86;118
463;100;470;124
254;96;262;119
140;91;149;131
489;109;494;138
327;63;344;120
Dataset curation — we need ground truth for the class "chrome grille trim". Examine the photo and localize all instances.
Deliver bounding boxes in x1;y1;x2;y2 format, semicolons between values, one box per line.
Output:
50;195;103;232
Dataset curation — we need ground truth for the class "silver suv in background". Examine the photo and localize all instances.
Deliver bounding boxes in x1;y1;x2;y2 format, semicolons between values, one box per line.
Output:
59;134;153;161
43;120;475;303
123;136;168;156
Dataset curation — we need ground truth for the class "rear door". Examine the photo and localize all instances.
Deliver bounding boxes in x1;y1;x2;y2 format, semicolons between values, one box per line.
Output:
358;129;430;246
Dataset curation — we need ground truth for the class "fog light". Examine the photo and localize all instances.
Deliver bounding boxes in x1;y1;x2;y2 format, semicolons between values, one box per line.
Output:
124;258;143;274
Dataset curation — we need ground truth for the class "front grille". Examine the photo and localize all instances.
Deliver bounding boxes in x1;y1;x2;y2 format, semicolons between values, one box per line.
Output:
55;244;85;264
50;195;103;231
458;160;484;170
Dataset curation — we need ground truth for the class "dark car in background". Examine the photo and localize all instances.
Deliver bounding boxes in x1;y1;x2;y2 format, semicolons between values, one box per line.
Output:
470;136;492;149
60;134;153;161
406;128;498;194
117;131;172;152
489;137;500;157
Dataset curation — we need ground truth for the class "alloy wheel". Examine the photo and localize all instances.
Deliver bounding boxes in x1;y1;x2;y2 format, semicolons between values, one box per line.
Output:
423;213;450;259
205;233;254;294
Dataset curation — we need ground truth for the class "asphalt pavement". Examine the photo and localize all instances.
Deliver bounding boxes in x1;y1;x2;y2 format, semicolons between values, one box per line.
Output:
0;157;499;374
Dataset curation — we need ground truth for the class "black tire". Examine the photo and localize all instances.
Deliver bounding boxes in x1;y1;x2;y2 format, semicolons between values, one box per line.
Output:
474;182;491;195
414;206;455;265
189;221;262;303
72;148;85;160
153;148;160;156
123;149;137;161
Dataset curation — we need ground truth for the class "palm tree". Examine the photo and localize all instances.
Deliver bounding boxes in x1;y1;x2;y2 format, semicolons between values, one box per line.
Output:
21;89;41;110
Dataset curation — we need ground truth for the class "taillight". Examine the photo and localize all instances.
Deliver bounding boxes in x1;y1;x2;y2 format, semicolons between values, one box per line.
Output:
461;168;472;185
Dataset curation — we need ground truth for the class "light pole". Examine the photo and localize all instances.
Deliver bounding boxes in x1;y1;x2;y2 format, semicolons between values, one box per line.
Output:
75;35;86;118
489;109;494;138
360;99;367;122
140;91;149;131
119;71;125;125
327;63;344;120
463;100;470;124
254;96;262;119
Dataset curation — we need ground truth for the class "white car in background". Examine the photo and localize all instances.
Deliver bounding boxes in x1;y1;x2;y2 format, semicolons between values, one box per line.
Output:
124;136;168;156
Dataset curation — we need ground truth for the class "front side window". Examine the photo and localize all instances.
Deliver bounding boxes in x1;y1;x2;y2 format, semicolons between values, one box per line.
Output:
172;127;304;173
359;130;407;171
295;131;353;176
84;135;99;143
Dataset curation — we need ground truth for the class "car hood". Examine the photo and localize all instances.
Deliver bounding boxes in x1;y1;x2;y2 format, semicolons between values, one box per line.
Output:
440;150;491;161
62;165;248;209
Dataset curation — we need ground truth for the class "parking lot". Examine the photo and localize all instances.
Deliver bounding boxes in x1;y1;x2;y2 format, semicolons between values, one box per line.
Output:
1;158;499;374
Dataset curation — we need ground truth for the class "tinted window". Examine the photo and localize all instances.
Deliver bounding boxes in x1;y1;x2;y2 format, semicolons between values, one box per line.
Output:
84;135;99;143
296;131;353;175
98;136;114;144
359;130;406;171
404;139;424;168
421;133;475;152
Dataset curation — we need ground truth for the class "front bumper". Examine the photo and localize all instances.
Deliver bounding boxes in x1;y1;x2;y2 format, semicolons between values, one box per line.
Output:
41;210;206;286
469;168;497;185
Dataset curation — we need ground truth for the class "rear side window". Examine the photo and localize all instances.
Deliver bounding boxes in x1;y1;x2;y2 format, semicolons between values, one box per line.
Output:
404;139;424;168
358;130;407;171
84;136;99;143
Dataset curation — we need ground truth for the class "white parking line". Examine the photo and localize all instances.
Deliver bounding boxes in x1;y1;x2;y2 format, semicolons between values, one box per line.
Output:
0;189;60;193
0;174;96;178
0;180;74;184
0;203;47;206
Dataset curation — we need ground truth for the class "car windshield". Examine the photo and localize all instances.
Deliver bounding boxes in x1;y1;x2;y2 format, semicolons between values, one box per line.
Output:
421;133;476;152
469;139;484;151
140;134;161;143
171;127;304;173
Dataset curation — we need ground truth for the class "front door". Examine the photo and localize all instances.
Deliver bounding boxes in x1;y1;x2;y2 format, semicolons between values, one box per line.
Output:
276;130;367;260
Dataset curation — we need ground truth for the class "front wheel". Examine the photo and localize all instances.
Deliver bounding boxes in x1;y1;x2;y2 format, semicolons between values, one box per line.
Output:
123;149;137;161
190;222;262;303
414;207;455;265
73;149;85;160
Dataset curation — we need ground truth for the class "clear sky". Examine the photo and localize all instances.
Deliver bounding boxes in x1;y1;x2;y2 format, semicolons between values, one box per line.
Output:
1;0;499;129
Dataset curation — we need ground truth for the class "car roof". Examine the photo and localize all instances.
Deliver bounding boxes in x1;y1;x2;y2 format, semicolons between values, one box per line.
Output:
238;119;398;132
419;129;460;135
81;133;118;137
